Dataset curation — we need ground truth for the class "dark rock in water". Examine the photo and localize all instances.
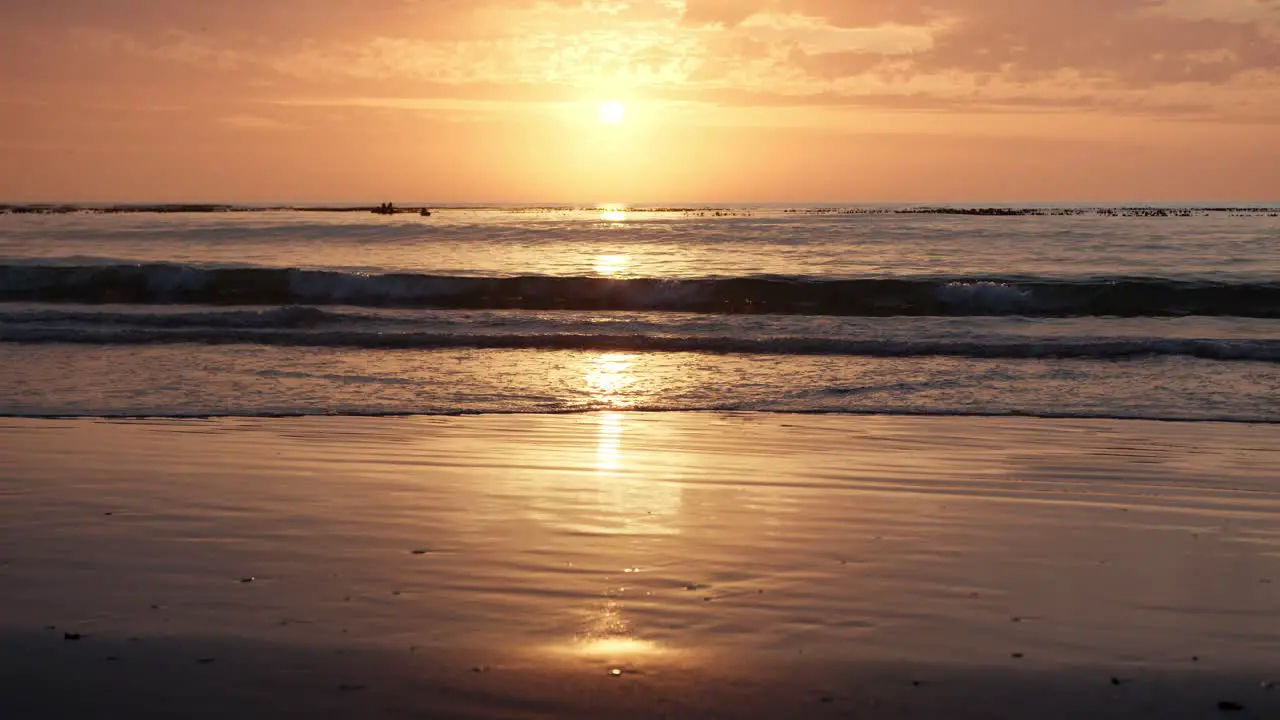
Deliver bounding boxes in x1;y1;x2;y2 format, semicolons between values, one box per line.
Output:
1011;653;1024;659
196;658;216;665
1110;677;1124;686
64;632;82;641
239;576;255;583
1217;701;1245;711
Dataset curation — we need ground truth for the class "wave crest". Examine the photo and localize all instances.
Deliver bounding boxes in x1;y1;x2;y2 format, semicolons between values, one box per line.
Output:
2;263;1279;318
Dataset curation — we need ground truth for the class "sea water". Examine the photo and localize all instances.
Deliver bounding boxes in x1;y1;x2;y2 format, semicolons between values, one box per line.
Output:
1;204;1277;421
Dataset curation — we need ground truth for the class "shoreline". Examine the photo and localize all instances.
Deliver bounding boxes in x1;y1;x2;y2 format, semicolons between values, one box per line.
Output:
3;408;1277;425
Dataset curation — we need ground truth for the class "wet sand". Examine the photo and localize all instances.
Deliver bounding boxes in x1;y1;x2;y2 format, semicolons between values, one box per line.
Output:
1;413;1278;718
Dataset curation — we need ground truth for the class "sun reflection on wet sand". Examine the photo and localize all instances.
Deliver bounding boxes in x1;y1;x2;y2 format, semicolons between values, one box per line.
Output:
582;410;684;535
596;410;624;472
549;598;670;667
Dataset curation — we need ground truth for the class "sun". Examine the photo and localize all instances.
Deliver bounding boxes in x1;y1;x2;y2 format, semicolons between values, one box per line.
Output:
598;101;626;125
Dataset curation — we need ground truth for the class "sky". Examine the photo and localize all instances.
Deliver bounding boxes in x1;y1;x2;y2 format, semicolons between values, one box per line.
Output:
2;0;1279;202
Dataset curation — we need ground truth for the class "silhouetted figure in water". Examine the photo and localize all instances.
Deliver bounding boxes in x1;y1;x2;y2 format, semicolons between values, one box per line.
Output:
373;202;396;215
420;209;431;217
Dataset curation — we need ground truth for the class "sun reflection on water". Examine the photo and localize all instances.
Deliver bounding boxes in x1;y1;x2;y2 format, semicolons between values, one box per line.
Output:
584;352;638;409
598;204;628;222
593;253;630;277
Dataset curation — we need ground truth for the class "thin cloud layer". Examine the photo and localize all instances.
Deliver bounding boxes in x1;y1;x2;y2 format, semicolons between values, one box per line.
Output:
4;0;1277;116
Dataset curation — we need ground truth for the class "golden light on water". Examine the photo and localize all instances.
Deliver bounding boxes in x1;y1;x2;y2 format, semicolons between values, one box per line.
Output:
514;357;686;536
598;204;628;222
596;410;625;473
562;599;663;661
593;254;630;276
574;636;659;658
584;353;637;409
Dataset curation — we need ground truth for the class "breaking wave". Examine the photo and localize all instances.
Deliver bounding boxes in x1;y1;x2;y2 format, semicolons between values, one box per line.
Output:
2;322;1277;363
2;263;1279;318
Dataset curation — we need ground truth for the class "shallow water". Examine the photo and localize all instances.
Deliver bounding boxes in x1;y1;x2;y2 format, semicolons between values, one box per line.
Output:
1;344;1276;422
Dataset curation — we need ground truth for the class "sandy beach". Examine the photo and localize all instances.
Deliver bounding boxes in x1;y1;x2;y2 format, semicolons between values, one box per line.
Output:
1;412;1277;718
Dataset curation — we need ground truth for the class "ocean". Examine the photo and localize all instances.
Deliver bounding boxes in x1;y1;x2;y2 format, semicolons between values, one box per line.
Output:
1;204;1277;422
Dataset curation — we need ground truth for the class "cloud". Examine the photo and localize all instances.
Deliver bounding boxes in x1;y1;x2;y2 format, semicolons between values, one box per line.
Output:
738;12;940;55
7;0;1280;121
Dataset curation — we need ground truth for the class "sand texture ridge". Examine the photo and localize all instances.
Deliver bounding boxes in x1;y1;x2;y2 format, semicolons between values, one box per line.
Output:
1;412;1278;719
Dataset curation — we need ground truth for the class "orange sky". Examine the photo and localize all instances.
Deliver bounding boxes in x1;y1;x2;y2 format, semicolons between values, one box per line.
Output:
3;0;1279;202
